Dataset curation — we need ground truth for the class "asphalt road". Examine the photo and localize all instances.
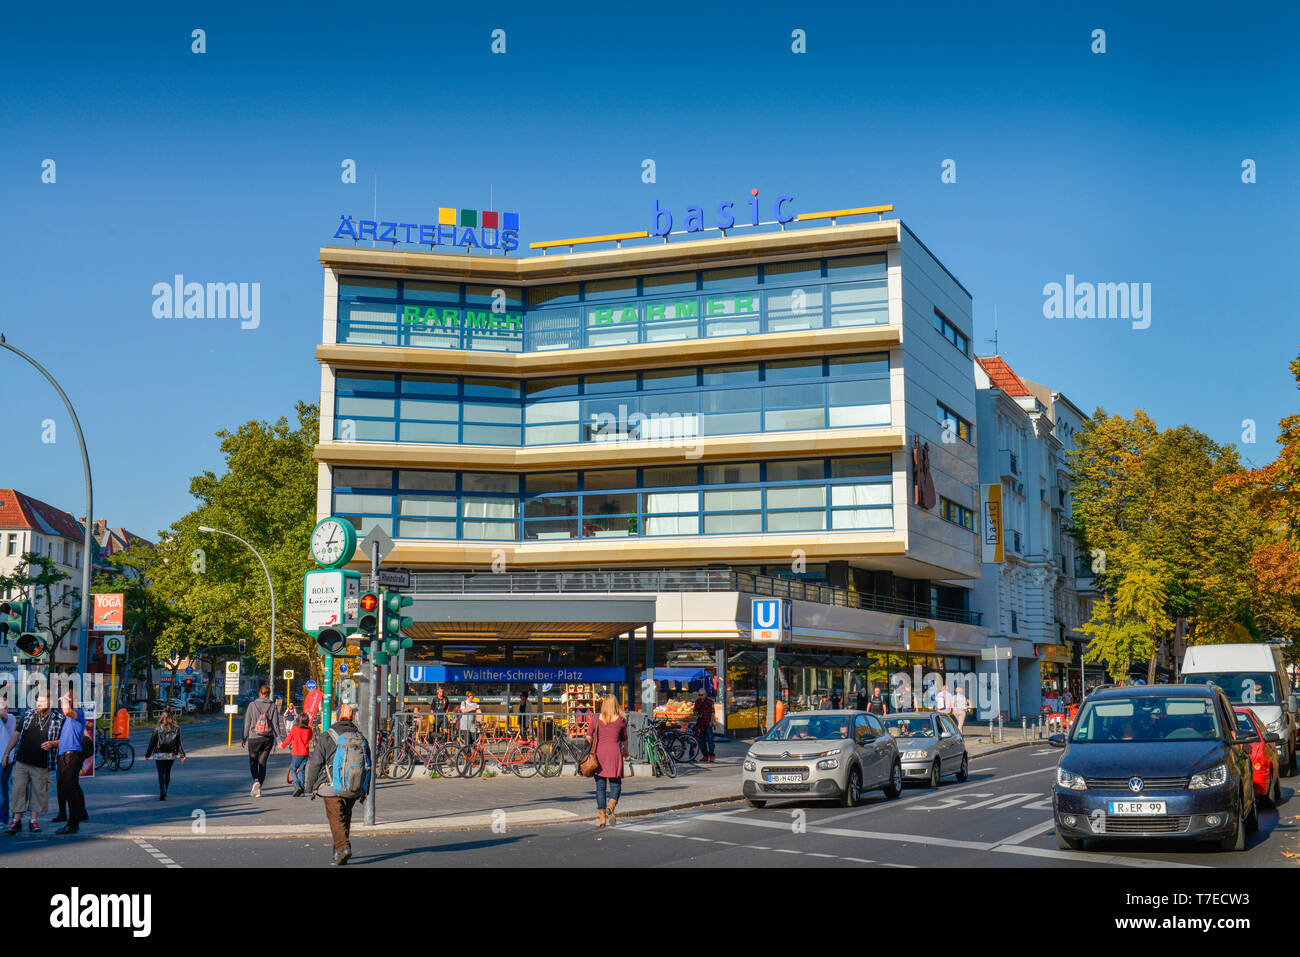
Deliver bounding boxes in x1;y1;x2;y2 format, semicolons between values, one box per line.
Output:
7;746;1299;868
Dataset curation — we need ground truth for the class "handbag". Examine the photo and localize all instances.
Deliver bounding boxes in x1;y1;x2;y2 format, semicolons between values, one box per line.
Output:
579;722;601;778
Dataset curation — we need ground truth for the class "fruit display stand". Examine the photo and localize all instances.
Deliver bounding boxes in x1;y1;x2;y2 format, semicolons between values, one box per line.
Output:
565;683;600;736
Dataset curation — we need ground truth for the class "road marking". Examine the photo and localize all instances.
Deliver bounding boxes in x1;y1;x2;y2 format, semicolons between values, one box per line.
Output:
998;819;1058;846
961;792;1040;811
133;837;182;869
991;843;1205;868
817;764;1057;824
909;794;992;812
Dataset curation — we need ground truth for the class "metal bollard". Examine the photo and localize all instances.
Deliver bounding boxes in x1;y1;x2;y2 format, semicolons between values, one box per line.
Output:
1022;716;1027;739
988;719;994;744
997;714;1003;742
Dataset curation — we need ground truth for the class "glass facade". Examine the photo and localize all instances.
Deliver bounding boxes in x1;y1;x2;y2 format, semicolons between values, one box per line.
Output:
332;456;894;541
335;254;888;353
332;353;891;446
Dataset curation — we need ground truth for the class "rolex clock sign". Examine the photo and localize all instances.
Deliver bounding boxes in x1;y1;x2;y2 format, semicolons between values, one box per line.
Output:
304;517;361;637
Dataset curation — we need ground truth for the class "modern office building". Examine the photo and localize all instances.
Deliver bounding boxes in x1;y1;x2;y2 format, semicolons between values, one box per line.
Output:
972;356;1096;717
315;204;992;733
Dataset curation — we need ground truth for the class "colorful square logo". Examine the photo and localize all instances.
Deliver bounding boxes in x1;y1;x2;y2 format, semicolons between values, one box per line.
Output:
502;212;519;230
459;209;477;227
481;211;500;229
438;207;457;225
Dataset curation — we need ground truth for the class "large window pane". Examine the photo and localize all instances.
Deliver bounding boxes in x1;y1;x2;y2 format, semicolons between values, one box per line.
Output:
337;419;394;441
402;281;459;302
763;259;823;284
398;470;455;491
646;515;699;535
525;519;578;540
399;422;458;442
642;272;698;296
465;284;521;308
830;282;888;327
583;372;636;394
402;375;457;396
584;278;636;301
584;470;637;491
463;473;518;494
526;309;581;352
704;489;761;511
339;277;398;299
463;497;519;519
831;484;891;507
702;363;759;388
829;354;888;378
336;373;396;393
398;495;456;517
525;400;579;424
525;424;581;445
529;284;580;308
765;359;823;383
767;460;824;482
831;457;891;479
645;491;699;513
525;473;578;494
766;486;826;509
334;493;392;513
825;255;886;281
583;492;638;515
464;378;520;400
704;513;761;534
832;509;891;530
644;467;698;488
642;368;696;391
462;520;517;540
766;510;826;532
703;463;759;484
701;411;760;435
400;399;457;421
524;495;577;518
701;266;757;290
337;397;394;418
526;377;579;399
463;403;521;425
461;424;520;444
397;518;457;538
334;468;392;488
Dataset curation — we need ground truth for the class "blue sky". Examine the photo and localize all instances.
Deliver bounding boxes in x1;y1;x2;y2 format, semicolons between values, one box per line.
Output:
2;0;1296;537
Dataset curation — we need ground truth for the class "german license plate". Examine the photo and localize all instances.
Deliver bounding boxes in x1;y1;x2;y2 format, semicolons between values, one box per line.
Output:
767;773;803;784
1108;801;1166;815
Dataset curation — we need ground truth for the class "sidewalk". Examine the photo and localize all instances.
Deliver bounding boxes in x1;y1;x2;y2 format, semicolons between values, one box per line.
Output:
50;721;1043;841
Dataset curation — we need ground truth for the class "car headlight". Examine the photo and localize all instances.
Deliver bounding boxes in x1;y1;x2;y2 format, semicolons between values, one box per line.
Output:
743;757;756;772
1056;767;1086;791
813;746;849;758
1265;717;1284;733
1188;764;1228;789
904;749;931;760
817;758;840;770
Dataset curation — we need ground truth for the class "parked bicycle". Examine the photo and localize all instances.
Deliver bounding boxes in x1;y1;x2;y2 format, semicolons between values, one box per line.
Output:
456;726;541;778
636;724;676;778
94;725;135;772
379;728;460;780
538;731;592;777
653;721;700;763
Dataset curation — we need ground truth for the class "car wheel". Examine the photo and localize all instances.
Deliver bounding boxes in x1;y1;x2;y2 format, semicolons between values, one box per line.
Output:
1271;773;1283;807
883;760;903;799
1217;810;1246;852
1288;743;1297;776
747;799;767;809
956;752;969;782
1055;829;1085;851
928;760;941;788
1246;794;1259;832
840;765;863;808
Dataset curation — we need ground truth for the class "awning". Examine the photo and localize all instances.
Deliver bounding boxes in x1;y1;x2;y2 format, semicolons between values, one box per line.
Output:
654;667;711;682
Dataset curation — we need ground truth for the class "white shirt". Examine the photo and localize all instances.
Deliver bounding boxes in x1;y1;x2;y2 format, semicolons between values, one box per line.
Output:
935;688;951;713
952;692;968;711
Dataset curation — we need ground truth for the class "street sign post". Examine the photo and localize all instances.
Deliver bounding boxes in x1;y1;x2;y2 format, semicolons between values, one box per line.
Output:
751;599;792;729
225;660;241;746
376;568;410;589
103;632;125;724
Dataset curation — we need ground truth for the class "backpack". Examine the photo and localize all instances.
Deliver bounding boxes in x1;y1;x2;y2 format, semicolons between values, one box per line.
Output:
251;703;271;737
157;727;180;754
320;727;371;799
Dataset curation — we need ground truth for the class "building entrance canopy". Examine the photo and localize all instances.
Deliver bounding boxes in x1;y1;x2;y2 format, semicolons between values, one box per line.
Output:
405;595;657;642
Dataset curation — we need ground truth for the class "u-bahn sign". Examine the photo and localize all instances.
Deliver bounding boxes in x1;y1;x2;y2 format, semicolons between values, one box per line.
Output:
406;666;625;684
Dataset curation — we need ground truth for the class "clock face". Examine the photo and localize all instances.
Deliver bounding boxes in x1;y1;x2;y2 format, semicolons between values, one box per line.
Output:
310;518;354;568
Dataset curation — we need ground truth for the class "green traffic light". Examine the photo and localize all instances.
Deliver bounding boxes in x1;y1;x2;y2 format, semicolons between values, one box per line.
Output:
316;627;347;655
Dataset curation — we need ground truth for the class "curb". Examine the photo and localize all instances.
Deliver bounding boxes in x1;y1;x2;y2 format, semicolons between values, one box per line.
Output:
968;739;1044;758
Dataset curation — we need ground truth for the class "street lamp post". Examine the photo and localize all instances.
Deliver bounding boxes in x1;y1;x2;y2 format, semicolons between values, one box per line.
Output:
0;334;95;678
197;526;276;699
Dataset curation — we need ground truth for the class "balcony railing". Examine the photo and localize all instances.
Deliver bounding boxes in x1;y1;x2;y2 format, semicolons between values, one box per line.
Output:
376;568;982;627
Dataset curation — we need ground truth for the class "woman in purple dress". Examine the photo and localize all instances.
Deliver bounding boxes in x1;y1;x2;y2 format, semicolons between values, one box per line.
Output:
588;695;628;827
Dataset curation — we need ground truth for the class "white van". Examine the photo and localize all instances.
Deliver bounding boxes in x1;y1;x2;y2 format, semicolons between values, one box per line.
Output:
1181;643;1297;772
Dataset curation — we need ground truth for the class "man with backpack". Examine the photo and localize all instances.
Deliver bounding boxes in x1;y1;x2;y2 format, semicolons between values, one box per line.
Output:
242;685;285;798
305;703;371;865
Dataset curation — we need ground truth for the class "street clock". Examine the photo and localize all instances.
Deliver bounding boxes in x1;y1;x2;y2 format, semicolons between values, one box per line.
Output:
309;517;357;569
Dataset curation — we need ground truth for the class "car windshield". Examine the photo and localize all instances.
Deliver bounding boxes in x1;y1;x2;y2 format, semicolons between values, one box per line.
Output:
883;716;934;738
1070;696;1222;743
1182;672;1278;705
763;716;852;741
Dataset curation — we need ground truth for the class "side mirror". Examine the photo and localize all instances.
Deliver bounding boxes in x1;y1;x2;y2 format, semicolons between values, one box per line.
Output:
1235;731;1260;745
1290;694;1298;714
858;732;876;744
1265;732;1282;744
1047;733;1067;749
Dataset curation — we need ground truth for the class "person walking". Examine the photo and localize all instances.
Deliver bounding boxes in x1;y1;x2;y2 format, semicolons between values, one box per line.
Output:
952;686;970;732
242;685;285;798
3;692;62;834
279;712;313;796
144;708;187;800
457;694;482;748
0;697;14;826
855;686;869;712
306;703;370;865
692;685;716;763
935;684;953;716
587;695;628;828
54;694;87;835
867;685;889;716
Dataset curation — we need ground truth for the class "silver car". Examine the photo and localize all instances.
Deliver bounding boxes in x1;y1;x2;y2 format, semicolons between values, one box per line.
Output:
742;710;903;808
883;711;969;786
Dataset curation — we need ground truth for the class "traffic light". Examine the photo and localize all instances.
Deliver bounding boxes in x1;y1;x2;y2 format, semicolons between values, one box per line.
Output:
0;600;28;643
183;677;195;692
315;626;348;655
383;592;414;656
15;630;49;663
357;592;380;635
238;638;246;654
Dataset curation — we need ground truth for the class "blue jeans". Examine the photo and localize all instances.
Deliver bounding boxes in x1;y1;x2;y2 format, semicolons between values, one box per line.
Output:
0;761;11;824
290;754;308;790
696;725;715;758
595;776;622;809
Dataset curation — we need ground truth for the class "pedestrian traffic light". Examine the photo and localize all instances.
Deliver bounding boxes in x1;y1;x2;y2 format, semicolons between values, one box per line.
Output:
0;599;28;643
15;630;49;663
315;626;348;655
383;592;414;655
357;592;380;635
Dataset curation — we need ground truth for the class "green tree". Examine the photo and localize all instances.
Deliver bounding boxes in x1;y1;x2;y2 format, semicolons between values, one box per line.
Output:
1081;551;1170;681
0;552;81;675
149;402;320;693
91;542;175;719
